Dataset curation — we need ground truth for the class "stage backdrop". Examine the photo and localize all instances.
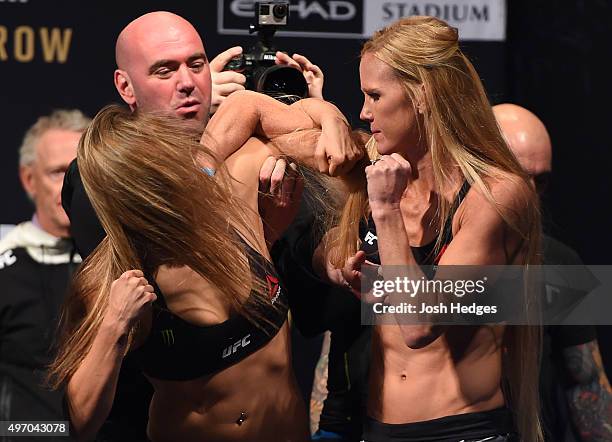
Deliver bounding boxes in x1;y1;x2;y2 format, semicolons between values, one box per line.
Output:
1;0;610;268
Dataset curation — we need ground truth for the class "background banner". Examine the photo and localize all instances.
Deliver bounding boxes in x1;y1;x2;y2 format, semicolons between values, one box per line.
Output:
220;0;505;40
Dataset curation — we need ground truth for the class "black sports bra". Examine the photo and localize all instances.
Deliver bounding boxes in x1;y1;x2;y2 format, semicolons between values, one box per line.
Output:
132;237;288;381
359;181;471;267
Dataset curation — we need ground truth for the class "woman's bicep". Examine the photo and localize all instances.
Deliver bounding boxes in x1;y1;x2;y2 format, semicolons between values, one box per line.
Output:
204;91;315;163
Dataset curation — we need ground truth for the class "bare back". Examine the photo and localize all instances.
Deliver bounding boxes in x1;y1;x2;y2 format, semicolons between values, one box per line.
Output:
133;137;308;442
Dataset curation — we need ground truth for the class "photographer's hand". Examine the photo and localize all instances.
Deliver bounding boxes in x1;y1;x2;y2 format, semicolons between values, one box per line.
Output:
209;46;247;115
275;52;324;99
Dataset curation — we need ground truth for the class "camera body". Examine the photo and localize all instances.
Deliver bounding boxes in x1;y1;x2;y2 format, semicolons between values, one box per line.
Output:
224;1;308;101
256;1;289;26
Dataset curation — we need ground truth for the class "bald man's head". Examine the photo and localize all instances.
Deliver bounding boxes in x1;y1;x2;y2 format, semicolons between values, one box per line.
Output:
494;103;552;195
114;11;211;126
494;103;552;176
115;12;197;70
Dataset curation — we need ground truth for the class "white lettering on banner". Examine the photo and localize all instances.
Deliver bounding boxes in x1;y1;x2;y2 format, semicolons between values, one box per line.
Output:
327;1;356;20
380;3;490;21
220;0;363;38
229;0;252;17
365;0;505;41
220;0;504;40
294;0;356;20
228;0;355;20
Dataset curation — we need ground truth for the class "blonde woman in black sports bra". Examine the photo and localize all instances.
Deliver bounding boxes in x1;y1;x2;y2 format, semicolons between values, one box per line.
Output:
315;17;543;442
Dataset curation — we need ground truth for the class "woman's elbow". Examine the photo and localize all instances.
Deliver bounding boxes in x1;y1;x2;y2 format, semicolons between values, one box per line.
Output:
65;408;94;442
65;383;103;442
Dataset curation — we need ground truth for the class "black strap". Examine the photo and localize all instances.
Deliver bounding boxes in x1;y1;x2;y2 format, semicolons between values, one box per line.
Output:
440;180;471;244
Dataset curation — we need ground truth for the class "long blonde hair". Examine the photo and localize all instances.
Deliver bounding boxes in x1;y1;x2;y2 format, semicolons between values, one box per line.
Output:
48;105;270;388
333;16;542;441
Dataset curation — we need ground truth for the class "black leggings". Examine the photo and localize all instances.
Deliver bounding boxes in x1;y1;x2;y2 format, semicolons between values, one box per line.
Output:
362;408;518;442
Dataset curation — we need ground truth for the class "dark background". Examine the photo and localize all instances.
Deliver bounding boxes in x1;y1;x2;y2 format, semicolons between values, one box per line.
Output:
2;0;611;367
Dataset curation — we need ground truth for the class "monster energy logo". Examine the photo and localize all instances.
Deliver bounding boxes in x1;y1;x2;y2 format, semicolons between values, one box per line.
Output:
160;329;175;346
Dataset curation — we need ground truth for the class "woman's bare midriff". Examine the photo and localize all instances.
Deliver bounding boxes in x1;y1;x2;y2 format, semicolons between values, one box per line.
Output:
368;324;506;424
146;321;308;442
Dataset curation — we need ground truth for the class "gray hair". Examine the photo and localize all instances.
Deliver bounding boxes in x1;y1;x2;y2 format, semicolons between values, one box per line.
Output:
19;109;91;166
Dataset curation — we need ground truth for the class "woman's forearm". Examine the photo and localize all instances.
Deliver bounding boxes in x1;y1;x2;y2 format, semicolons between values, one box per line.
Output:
371;207;448;347
291;96;348;130
204;91;358;174
203;90;317;162
66;319;128;441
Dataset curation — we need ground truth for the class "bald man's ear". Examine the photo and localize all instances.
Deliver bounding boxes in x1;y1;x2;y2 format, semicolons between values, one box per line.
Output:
114;69;136;107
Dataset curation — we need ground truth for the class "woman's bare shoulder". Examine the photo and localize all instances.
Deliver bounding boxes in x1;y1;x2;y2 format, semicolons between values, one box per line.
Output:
458;173;533;225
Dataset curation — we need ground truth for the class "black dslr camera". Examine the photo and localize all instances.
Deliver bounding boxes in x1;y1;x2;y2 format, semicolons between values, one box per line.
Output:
224;1;308;101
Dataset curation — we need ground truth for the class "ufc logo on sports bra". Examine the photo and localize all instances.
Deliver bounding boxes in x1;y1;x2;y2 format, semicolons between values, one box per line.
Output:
364;231;377;245
222;334;251;359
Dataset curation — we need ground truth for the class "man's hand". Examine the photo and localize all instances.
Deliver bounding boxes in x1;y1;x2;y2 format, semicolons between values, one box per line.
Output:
258;157;304;246
275;52;324;99
209;46;247;115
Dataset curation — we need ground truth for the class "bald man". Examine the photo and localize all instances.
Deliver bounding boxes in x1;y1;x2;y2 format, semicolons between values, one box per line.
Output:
494;103;551;194
114;11;211;126
494;104;612;442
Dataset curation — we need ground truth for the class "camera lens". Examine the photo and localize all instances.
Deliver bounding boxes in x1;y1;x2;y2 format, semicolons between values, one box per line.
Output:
273;4;288;19
256;65;308;100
